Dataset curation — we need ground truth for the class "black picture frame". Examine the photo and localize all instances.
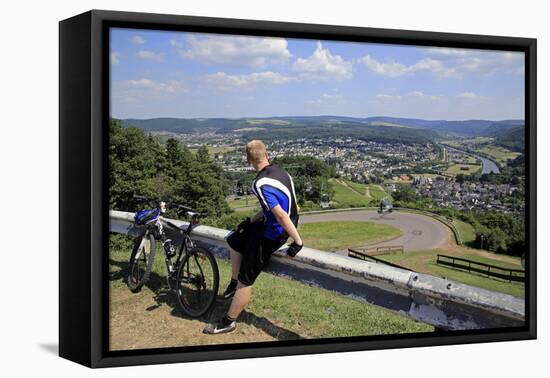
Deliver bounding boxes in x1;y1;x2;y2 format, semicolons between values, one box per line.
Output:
59;9;537;368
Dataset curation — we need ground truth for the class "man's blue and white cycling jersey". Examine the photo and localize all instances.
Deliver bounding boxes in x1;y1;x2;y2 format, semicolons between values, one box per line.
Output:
251;164;299;241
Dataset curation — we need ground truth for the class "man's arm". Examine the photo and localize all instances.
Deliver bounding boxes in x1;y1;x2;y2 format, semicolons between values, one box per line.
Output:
270;204;302;245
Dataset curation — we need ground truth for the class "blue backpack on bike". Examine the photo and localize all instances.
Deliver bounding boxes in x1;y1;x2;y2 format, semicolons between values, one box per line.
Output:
134;208;160;225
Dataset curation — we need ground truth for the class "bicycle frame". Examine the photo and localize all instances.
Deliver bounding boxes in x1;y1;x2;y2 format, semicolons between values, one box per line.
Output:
131;194;205;287
157;216;201;288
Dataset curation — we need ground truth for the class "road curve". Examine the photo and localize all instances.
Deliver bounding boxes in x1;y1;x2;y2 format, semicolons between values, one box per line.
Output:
300;210;450;253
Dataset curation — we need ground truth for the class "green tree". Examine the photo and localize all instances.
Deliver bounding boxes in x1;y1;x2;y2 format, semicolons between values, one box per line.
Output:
393;184;419;203
109;119;231;217
272;155;335;205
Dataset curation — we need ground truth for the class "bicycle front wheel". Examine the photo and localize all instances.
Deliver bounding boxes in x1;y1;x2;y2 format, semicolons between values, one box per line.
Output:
127;233;156;293
176;247;219;318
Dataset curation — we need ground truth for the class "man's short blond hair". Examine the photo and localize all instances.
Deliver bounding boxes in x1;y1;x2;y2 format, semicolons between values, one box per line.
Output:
246;140;268;164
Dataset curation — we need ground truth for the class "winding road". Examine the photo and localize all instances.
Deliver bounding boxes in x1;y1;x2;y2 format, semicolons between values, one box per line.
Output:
300;209;450;254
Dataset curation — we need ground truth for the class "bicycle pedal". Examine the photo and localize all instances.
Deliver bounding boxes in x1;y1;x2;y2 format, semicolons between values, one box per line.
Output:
158;287;171;294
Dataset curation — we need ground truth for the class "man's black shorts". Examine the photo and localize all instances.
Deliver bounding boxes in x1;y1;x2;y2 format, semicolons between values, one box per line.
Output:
225;220;287;286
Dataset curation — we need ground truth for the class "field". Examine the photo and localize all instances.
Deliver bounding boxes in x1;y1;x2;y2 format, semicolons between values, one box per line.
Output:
330;179;390;208
453;219;476;245
479;146;521;163
442;138;521;163
445;163;482;176
299;220;402;251
462;155;479;164
368;184;389;201
226;195;260;212
374;248;524;297
343;179;371;197
330;179;373;207
442;137;493;148
189;146;236;155
368;121;409;127
246;119;291;126
109;238;432;350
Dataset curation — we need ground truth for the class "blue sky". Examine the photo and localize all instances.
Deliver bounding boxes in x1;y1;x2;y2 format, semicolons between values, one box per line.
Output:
110;28;525;121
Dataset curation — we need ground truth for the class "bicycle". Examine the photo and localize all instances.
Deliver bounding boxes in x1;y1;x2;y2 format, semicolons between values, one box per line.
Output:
126;194;219;318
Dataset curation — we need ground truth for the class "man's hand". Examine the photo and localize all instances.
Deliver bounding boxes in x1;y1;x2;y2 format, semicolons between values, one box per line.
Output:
287;241;303;258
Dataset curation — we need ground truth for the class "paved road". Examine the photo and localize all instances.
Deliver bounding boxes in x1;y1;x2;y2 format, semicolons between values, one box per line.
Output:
300;210;450;254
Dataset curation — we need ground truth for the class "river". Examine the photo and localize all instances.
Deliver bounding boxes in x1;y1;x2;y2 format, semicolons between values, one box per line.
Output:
476;154;500;174
445;146;500;174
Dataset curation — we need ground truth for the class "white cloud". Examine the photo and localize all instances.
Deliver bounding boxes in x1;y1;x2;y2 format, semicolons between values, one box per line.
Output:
307;93;345;105
322;93;344;101
204;71;294;90
358;56;408;77
169;39;184;48
457;91;486;100
358;55;459;78
112;78;188;109
136;50;165;62
427;48;524;76
358;47;524;79
176;35;291;68
408;90;425;97
426;47;471;57
293;41;353;80
130;35;146;45
123;78;186;94
375;94;401;101
407;91;443;101
110;51;120;65
121;96;138;103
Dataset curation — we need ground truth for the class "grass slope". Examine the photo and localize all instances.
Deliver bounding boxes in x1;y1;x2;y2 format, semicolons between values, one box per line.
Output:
453;219;476;245
299;220;402;251
376;249;524;297
330;179;374;208
109;238;432;350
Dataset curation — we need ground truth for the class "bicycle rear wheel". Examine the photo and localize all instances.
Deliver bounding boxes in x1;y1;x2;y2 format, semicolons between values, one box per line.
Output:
127;233;156;293
176;247;219;318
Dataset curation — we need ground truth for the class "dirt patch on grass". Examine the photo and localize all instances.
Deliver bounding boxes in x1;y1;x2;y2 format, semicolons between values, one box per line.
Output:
109;284;304;351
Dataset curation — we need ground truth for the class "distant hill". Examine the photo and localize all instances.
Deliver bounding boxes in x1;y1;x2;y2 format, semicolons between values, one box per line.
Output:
120;118;247;133
492;126;525;152
238;121;439;144
482;120;525;137
119;115;524;141
119;116;439;144
362;117;524;136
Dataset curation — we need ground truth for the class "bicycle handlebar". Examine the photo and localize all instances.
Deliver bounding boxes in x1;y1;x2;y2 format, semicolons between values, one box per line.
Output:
174;204;193;212
133;194;198;214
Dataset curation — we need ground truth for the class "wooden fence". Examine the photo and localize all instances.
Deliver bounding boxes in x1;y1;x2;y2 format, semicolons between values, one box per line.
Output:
348;248;413;271
357;245;404;256
436;254;525;283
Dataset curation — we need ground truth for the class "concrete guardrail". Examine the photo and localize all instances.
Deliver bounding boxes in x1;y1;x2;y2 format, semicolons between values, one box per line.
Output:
109;210;524;330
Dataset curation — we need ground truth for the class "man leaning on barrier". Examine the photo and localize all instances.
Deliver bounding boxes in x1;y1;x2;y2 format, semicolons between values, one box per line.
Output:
203;140;303;334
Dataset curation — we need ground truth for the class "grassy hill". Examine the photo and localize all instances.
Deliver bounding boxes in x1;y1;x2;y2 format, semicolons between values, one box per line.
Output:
109;235;432;350
299;220;402;251
329;179;391;208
